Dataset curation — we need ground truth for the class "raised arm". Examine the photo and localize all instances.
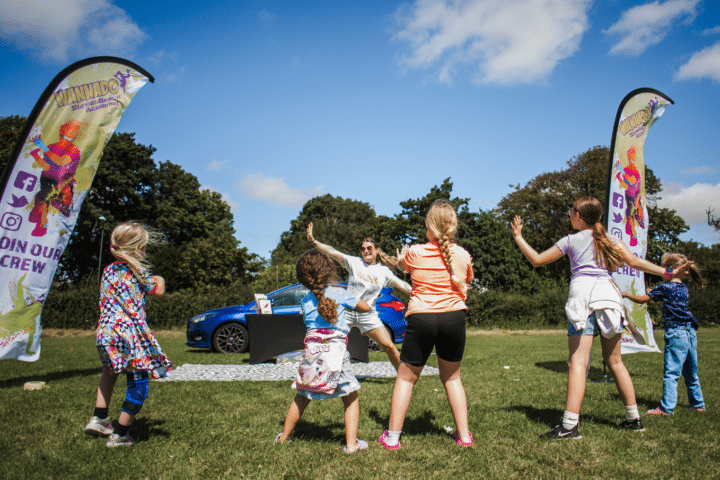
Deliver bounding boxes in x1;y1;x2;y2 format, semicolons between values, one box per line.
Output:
615;242;694;279
511;216;564;268
306;223;345;264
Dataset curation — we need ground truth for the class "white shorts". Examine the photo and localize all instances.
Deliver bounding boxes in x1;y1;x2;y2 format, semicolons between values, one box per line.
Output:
346;310;383;334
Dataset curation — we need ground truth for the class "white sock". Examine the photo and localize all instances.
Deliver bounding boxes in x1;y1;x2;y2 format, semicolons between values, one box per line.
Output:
625;404;640;421
562;411;580;430
385;430;401;446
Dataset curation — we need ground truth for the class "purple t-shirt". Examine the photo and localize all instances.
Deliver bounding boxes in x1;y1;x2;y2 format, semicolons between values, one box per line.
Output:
555;229;619;279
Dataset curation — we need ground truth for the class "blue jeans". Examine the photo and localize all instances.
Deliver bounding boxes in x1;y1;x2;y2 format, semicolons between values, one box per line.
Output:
660;325;705;414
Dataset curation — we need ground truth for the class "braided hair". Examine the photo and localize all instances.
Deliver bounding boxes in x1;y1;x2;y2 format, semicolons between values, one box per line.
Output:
296;250;339;324
425;199;467;294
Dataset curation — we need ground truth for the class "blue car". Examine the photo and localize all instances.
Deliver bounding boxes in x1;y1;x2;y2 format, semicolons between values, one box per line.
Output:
186;283;407;354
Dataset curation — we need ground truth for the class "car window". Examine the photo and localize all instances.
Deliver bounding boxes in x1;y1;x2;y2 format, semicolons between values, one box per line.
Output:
271;286;309;307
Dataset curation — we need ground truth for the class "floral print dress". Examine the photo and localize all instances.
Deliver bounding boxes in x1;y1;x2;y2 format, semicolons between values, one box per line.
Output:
96;261;171;379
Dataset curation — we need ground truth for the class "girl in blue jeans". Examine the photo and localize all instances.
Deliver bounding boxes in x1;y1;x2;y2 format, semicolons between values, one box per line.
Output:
623;253;706;415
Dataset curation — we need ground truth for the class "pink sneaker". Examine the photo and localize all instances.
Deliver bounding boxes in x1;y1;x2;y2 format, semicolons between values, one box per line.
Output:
647;406;668;415
378;430;401;450
683;404;706;412
452;431;473;447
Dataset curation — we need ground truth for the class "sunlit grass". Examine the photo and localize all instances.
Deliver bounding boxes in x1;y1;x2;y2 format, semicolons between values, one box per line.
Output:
1;329;718;479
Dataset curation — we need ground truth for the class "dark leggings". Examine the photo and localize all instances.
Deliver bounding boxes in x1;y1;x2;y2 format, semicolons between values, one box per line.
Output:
399;310;467;367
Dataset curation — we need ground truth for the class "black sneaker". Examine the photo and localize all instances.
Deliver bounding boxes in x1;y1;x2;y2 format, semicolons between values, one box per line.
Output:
620;418;645;432
540;424;582;439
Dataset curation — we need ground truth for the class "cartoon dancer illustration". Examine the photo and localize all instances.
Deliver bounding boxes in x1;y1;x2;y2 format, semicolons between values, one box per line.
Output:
615;146;644;247
28;119;82;236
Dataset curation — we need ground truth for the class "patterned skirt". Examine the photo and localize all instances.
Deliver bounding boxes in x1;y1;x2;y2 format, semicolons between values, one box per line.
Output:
97;321;172;379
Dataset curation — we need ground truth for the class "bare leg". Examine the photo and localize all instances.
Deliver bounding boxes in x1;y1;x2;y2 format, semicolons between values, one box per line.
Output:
95;367;119;409
341;391;360;450
278;394;311;443
365;327;401;371
388;362;423;432
566;335;594;413
438;358;470;443
601;333;637;406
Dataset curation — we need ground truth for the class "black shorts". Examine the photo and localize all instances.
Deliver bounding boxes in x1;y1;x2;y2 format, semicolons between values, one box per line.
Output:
400;310;467;367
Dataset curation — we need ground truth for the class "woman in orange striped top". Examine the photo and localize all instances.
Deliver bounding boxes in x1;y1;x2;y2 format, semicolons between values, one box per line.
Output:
378;199;474;449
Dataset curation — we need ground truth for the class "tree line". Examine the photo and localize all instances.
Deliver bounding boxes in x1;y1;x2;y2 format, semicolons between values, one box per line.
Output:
2;114;719;300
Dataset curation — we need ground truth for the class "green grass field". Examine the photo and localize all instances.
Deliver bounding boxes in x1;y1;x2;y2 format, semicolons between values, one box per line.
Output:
1;329;718;479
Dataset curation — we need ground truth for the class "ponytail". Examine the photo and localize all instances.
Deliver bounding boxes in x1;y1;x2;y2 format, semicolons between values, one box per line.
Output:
591;223;624;274
426;200;468;294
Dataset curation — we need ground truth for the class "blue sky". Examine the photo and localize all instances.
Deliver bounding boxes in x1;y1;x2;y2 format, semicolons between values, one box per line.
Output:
1;0;719;259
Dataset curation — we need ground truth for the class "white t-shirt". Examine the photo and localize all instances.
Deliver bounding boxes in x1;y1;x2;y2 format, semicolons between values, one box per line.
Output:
342;254;400;312
555;229;620;279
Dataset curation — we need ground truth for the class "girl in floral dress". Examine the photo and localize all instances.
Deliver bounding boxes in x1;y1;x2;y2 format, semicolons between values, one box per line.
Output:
83;222;171;447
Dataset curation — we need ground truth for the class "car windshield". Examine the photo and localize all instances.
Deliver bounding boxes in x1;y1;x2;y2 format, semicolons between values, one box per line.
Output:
269;285;309;307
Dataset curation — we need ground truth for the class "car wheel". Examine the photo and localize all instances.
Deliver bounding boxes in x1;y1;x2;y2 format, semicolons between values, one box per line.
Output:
368;325;395;352
212;323;249;354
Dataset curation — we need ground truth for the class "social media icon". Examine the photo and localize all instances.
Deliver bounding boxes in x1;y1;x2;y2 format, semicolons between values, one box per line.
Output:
14;171;38;192
1;212;23;231
8;194;29;208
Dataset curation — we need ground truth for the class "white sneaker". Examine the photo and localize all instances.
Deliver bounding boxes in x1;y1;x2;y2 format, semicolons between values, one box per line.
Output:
106;433;134;447
84;416;113;436
343;439;368;454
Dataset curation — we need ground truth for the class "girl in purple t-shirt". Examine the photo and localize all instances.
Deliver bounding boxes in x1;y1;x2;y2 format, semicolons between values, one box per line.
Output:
512;196;692;439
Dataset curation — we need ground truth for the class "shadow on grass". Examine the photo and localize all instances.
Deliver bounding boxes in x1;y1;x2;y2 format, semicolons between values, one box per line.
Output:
367;408;444;436
509;405;624;428
0;367;101;389
126;417;171;443
288;421;346;443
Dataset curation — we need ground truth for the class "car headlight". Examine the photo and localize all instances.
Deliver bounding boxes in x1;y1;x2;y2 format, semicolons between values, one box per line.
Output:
190;313;217;324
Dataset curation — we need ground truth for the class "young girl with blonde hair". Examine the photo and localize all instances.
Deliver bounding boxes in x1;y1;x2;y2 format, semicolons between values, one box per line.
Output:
512;197;693;439
84;222;171;447
623;253;706;415
379;199;474;449
275;250;371;453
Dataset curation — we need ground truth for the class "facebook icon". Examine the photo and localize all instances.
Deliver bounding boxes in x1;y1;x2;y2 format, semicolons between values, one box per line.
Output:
14;171;38;192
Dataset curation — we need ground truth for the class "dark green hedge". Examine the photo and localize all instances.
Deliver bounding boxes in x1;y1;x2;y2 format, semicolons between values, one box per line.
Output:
39;284;719;331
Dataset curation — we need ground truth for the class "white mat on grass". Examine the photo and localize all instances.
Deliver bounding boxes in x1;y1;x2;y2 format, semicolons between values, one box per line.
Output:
156;362;439;382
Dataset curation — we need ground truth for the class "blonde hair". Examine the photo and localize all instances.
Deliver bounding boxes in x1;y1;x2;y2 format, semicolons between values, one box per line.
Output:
296;250;339;324
573;197;625;274
425;199;467;294
661;253;704;287
109;222;160;285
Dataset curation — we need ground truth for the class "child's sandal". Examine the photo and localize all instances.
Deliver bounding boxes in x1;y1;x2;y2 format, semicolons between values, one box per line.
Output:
343;439;368;454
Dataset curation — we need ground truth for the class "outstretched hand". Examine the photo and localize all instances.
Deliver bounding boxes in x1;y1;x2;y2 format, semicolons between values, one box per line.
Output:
511;216;524;238
396;244;409;264
673;261;695;277
306;223;314;243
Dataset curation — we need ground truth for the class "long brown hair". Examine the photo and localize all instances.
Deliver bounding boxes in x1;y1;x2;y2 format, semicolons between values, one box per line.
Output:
573;197;624;273
661;253;705;287
425;199;467;294
296;250;339;324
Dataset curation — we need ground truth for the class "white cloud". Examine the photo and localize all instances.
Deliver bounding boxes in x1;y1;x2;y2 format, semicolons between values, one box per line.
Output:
701;25;720;35
201;186;240;211
680;165;718;175
657;181;720;224
391;0;591;86
208;159;230;171
239;174;320;207
675;40;720;83
603;0;699;56
0;0;147;62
